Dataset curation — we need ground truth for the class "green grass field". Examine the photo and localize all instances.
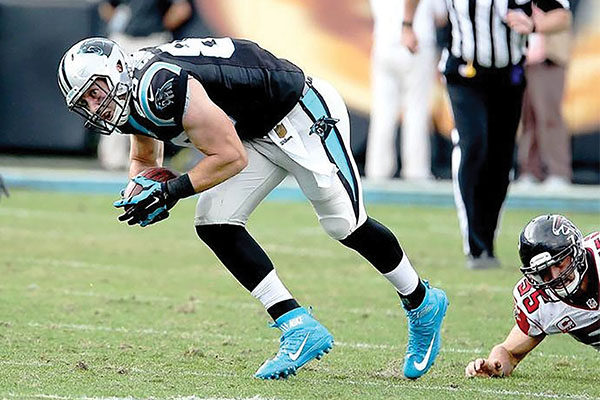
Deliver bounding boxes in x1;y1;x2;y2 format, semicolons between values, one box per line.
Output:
0;189;598;400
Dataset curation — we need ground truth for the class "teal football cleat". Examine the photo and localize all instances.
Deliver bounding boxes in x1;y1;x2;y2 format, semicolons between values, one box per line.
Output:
403;282;449;379
254;307;334;380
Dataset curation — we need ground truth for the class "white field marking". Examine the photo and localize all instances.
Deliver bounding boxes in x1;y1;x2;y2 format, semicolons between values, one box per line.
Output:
3;395;278;400
39;284;513;314
23;321;594;360
27;321;482;355
448;284;513;293
2;367;598;400
57;289;255;309
59;289;172;303
12;257;124;272
0;208;59;219
340;380;600;400
294;226;328;236
2;356;598;400
0;207;105;219
262;243;338;259
0;360;54;368
0;226;76;241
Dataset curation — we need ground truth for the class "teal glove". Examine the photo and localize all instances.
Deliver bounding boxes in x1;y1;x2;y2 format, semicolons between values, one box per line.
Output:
113;175;178;227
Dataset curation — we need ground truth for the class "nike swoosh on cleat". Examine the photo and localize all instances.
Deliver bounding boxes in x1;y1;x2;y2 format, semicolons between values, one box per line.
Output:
413;333;436;371
289;333;310;361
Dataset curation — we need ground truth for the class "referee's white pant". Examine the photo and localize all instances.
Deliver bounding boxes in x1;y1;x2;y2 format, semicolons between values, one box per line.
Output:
366;44;437;180
194;77;368;241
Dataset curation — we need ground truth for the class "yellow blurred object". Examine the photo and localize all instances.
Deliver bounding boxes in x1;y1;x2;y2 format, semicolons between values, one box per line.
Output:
563;28;600;135
431;82;455;138
204;0;373;113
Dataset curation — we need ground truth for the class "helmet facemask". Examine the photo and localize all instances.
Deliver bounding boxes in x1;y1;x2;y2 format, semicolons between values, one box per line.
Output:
67;74;131;135
521;244;587;301
58;37;132;135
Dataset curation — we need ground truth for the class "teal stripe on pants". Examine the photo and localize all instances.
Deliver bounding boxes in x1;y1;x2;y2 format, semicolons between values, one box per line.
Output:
300;88;358;206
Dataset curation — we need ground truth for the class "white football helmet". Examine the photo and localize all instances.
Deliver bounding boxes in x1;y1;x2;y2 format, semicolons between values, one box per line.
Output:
58;37;132;134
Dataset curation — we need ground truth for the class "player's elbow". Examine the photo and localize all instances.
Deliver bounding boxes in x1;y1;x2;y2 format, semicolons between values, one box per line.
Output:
235;149;248;173
232;152;248;175
224;146;248;175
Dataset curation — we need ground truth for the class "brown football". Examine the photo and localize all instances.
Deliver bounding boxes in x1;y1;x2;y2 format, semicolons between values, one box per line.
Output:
123;167;179;200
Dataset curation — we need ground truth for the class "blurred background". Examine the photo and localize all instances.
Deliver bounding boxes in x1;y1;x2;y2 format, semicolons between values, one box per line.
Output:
0;0;598;184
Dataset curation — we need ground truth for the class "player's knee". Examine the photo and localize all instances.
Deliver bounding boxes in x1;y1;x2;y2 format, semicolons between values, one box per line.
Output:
319;216;354;240
195;223;243;244
195;223;221;244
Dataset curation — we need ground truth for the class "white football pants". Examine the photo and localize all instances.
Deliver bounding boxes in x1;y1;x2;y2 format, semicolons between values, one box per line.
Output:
194;77;368;241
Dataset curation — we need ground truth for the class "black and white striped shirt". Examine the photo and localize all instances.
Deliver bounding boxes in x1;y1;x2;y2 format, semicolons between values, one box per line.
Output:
442;0;569;69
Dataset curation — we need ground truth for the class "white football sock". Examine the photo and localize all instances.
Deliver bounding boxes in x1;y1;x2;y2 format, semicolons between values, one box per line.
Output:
383;255;419;295
251;270;294;309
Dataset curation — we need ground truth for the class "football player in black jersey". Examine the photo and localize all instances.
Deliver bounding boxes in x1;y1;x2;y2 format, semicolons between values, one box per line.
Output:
58;37;449;380
466;215;599;378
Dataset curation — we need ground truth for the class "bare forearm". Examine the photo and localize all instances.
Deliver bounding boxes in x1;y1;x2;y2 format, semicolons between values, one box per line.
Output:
186;151;247;194
488;344;520;377
128;138;164;178
534;9;571;33
404;0;420;22
128;159;158;178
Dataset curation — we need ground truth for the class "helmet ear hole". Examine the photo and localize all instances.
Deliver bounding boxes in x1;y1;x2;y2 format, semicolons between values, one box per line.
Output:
116;60;123;73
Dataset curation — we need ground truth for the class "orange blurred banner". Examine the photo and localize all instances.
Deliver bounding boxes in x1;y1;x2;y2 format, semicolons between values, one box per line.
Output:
197;0;599;136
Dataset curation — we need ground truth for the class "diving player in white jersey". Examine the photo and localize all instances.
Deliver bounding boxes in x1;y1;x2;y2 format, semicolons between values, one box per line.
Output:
58;37;449;380
466;214;599;378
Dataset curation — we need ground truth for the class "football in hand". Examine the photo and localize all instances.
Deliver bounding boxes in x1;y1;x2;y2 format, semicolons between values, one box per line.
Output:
122;167;180;200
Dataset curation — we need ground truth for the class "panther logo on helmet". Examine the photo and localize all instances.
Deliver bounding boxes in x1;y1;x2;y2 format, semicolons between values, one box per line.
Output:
78;39;113;57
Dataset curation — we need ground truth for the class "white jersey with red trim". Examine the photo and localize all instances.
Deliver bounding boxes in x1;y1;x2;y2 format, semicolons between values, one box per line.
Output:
512;232;600;350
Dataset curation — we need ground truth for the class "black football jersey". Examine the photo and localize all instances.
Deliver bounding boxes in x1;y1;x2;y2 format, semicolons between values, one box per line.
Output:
119;37;306;145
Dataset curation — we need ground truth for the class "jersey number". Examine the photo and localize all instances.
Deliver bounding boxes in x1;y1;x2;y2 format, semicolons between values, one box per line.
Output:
517;279;546;313
160;38;235;58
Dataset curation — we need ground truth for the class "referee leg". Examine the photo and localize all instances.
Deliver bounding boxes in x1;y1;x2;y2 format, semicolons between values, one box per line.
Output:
483;81;525;248
447;82;490;258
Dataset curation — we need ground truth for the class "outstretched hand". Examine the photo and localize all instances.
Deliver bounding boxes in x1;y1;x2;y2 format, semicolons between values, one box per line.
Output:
465;358;504;378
